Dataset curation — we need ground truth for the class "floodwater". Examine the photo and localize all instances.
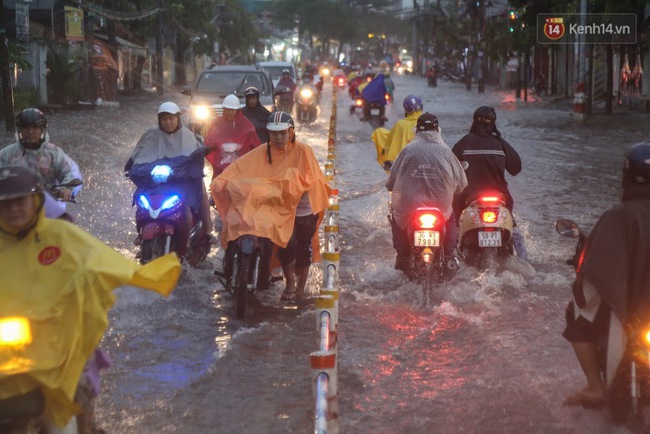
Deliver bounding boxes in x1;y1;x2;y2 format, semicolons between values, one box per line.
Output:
2;74;649;434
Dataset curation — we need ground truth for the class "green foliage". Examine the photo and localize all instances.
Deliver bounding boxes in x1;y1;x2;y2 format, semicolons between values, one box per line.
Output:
13;86;40;111
45;45;85;105
8;42;33;72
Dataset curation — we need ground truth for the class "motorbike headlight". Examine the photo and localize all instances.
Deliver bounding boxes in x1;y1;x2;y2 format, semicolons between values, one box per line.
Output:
138;194;151;210
194;106;211;121
162;195;181;210
151;165;173;183
0;317;32;347
300;88;313;98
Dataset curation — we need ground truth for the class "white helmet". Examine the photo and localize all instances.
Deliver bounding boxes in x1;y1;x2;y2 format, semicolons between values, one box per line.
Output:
157;101;180;115
222;94;241;110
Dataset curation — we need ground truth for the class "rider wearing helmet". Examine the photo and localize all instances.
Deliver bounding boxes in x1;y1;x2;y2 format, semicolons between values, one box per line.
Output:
371;95;424;170
277;69;297;92
0;108;82;203
563;142;650;409
241;86;272;144
386;113;467;272
0;165;180;432
452;105;526;259
204;94;260;178
127;101;213;239
211;111;329;301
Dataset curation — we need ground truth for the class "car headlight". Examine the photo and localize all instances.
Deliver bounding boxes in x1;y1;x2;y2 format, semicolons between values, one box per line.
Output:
194;106;211;121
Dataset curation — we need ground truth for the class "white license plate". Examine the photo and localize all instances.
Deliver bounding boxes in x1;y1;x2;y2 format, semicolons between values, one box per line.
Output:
478;231;502;247
370;108;380;115
414;230;440;247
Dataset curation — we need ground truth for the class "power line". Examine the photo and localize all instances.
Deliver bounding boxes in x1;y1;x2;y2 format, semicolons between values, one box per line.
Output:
74;0;163;21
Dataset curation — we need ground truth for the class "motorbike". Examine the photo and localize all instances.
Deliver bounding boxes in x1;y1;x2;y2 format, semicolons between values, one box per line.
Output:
332;74;347;90
457;191;515;267
365;100;386;128
0;317;80;434
389;203;459;285
127;147;211;266
215;236;281;319
295;84;319;124
273;86;294;114
557;219;650;428
349;95;365;114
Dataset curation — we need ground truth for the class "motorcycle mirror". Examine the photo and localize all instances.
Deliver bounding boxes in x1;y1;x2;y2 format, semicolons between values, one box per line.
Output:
555;219;581;238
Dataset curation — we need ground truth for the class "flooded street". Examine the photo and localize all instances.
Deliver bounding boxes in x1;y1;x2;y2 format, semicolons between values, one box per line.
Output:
3;74;650;433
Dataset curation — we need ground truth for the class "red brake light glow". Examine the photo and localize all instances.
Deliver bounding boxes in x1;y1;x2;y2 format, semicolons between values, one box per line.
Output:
355;99;363;106
419;214;437;228
480;210;498;223
481;196;499;203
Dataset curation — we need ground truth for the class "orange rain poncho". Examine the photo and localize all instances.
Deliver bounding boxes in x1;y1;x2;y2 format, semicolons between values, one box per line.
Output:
211;140;329;251
0;208;181;427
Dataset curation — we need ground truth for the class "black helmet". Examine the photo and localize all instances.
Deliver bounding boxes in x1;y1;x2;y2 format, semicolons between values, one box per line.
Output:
267;111;294;131
244;87;259;98
16;108;47;129
0;166;44;201
416;112;439;132
623;142;650;186
473;105;496;125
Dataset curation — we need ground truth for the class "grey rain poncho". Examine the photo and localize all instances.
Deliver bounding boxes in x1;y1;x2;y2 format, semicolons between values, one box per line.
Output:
386;130;467;229
130;125;202;165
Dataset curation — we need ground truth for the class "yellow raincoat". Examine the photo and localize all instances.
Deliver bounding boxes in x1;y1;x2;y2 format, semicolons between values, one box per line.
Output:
371;110;422;167
0;208;181;427
211;140;329;255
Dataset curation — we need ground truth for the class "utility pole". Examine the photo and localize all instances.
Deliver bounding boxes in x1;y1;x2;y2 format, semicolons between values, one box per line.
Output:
156;11;164;95
477;0;485;93
412;0;419;76
0;0;15;132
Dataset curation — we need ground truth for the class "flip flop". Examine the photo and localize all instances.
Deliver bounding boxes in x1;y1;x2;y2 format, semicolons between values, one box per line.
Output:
564;391;607;409
281;290;297;302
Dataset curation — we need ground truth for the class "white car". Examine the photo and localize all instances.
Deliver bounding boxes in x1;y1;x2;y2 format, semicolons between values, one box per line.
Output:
259;61;298;87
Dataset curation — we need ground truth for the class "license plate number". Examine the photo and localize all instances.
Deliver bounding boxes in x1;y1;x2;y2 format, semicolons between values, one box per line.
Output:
370;108;380;115
478;231;502;247
414;230;439;247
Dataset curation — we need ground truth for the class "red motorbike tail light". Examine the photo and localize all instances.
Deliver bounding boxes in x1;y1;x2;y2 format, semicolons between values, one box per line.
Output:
385;94;390;100
480;210;498;223
481;196;499;203
419;213;437;228
355;99;363;107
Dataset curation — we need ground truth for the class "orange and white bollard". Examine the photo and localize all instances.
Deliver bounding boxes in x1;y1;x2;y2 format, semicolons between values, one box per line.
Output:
311;350;338;433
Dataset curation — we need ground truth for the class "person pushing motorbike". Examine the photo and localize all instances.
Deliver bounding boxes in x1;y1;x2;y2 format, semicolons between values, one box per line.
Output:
211;112;329;301
562;142;650;409
452;105;527;260
386;113;467;272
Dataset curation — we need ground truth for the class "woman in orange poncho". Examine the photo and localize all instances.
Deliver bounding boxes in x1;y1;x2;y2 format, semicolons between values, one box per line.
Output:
211;111;329;301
